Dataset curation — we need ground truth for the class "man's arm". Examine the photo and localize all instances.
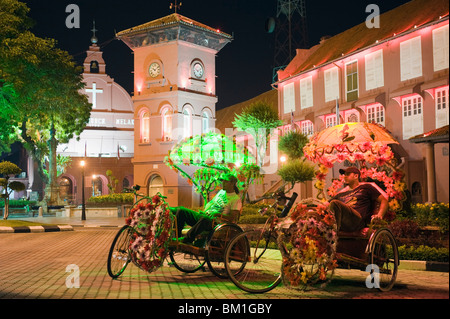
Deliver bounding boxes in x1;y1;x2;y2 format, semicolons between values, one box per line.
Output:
372;194;388;220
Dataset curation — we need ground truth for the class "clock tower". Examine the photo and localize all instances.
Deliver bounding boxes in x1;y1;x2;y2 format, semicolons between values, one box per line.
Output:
117;13;232;206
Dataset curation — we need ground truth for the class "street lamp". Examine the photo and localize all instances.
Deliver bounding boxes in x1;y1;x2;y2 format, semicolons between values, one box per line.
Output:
80;160;86;221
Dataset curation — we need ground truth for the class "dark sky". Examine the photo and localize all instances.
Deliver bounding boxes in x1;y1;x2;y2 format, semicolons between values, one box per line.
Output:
25;0;410;110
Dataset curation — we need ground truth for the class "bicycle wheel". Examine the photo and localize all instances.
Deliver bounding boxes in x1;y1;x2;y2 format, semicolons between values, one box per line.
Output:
168;249;206;273
225;229;282;293
205;224;243;279
369;228;399;292
107;225;133;279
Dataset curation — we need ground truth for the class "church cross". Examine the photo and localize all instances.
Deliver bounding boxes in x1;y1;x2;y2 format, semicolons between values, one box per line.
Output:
86;82;103;108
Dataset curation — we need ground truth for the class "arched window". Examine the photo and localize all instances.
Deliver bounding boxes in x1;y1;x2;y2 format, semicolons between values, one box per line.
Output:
59;177;73;202
140;111;150;143
161;107;172;141
148;175;164;197
183;107;192;138
202;110;210;133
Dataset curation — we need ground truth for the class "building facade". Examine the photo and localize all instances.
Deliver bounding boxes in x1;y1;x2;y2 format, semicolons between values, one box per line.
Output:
117;13;232;207
56;36;135;205
274;0;449;203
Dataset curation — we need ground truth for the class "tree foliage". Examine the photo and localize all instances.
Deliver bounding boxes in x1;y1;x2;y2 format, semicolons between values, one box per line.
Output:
0;0;92;204
278;130;309;159
0;160;24;219
232;101;282;169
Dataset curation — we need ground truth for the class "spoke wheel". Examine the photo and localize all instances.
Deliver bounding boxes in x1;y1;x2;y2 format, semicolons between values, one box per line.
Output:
205;224;243;279
107;225;133;279
169;249;206;273
369;228;399;291
225;230;282;293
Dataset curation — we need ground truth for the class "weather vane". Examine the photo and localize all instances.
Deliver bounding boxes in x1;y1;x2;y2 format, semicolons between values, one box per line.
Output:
170;0;182;13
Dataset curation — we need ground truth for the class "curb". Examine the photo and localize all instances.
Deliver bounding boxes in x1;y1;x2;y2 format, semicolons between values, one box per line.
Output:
0;225;73;233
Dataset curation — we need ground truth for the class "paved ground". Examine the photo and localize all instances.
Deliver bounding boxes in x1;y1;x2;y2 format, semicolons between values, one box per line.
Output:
0;216;448;314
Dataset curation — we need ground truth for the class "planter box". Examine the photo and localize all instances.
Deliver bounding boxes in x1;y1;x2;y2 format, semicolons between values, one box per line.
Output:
60;206;128;218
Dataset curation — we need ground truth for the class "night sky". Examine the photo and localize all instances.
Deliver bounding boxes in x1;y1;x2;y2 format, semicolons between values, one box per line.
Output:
25;0;411;110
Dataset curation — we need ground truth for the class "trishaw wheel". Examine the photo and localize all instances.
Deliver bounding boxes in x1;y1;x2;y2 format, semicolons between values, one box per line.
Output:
369;228;399;292
205;224;243;279
225;230;282;293
107;225;133;279
168;249;206;273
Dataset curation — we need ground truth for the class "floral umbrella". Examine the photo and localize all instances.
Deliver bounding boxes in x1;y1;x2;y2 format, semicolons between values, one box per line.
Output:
304;122;406;216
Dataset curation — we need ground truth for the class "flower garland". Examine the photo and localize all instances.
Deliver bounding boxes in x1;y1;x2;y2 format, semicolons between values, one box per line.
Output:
125;194;173;273
278;200;337;290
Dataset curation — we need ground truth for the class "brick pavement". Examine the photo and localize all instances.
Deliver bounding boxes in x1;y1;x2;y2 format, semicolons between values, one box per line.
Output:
0;226;448;301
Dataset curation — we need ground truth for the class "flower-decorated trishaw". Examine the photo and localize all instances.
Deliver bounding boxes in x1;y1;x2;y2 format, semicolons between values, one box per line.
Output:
224;122;404;293
107;132;261;280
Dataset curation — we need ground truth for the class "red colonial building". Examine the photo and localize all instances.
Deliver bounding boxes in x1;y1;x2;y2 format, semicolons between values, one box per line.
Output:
273;0;449;203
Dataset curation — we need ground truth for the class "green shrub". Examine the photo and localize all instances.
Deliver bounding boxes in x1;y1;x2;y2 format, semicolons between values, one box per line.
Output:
0;200;36;208
87;193;134;206
396;245;449;262
396;202;449;233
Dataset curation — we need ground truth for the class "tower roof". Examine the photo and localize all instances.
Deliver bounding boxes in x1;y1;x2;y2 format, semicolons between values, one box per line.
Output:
116;13;232;51
117;13;232;39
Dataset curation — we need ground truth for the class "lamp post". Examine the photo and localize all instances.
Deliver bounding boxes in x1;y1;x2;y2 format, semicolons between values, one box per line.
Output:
80;160;86;221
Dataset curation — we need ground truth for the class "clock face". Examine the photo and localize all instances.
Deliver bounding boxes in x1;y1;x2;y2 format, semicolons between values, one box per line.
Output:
193;62;204;79
149;62;161;78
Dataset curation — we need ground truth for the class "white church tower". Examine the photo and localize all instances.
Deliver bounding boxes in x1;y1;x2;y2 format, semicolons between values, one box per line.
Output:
56;24;135;204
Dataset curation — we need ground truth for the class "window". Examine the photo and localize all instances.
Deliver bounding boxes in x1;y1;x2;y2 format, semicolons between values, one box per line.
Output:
148;175;164;197
346;61;358;101
436;86;449;128
365;49;384;90
400;36;422;81
183;107;192;138
324;67;339;102
432;25;449;72
283;82;295;113
301;120;314;137
300;76;313;109
161;107;172;141
366;103;385;126
326;115;337;128
140;111;150;143
202;111;210;133
402;95;423;139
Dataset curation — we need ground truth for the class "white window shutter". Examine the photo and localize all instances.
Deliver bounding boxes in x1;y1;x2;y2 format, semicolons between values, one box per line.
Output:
411;37;422;78
300;76;313;109
433;25;449;72
365;50;383;90
283;82;295;113
401;36;422;81
324;67;339;102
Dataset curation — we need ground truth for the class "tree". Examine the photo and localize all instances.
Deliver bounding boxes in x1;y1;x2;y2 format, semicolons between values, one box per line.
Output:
0;0;92;205
277;130;315;191
0;161;24;219
232;101;282;169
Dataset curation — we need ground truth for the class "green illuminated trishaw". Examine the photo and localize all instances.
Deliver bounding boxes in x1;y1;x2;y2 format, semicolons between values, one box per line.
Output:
107;132;261;279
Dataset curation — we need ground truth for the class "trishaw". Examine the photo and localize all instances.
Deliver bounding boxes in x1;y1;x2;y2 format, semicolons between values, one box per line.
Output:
107;132;260;280
107;124;404;294
224;122;404;293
